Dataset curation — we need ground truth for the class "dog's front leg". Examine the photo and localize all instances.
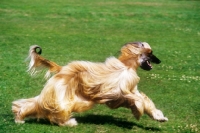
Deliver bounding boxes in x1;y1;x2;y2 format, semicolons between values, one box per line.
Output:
121;94;144;120
139;92;168;122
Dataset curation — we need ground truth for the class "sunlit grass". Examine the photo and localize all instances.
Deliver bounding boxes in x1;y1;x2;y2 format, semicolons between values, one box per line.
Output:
0;0;200;132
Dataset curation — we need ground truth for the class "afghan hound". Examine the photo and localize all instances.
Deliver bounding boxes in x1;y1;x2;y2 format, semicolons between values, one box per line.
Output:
12;42;168;126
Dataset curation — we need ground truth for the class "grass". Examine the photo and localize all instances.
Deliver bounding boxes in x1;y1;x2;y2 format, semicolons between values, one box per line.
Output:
0;0;200;132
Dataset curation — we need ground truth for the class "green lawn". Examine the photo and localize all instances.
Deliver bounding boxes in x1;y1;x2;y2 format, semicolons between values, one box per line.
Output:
0;0;200;132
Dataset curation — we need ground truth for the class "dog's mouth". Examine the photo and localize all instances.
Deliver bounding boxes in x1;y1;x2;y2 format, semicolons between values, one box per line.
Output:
140;53;161;71
146;60;152;68
140;60;152;71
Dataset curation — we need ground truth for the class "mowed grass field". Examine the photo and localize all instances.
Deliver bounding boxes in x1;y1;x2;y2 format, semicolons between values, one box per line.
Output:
0;0;200;132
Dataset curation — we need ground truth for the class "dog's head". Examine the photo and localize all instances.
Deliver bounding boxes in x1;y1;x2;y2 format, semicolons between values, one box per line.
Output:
119;42;161;70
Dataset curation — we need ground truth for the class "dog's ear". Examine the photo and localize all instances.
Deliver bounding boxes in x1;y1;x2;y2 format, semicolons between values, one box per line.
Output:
131;42;144;48
151;54;161;64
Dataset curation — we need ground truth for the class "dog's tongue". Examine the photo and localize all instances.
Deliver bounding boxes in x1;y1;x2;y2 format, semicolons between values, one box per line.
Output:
147;61;152;68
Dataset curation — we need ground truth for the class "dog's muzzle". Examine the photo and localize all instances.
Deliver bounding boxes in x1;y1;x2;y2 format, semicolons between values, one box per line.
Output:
140;54;161;71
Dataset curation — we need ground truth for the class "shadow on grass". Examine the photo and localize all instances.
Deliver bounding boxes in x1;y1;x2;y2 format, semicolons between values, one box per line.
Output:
1;113;51;126
25;119;51;126
76;114;161;131
4;113;161;131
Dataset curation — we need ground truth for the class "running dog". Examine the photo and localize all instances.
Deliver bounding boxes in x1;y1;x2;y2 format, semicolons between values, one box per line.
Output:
12;42;168;126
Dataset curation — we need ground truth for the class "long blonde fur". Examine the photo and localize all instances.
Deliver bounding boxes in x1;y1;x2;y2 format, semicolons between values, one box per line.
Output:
12;42;168;126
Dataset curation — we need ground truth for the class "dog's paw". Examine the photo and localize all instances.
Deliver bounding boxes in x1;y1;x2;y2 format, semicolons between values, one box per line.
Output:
152;109;168;122
60;118;78;127
15;119;25;124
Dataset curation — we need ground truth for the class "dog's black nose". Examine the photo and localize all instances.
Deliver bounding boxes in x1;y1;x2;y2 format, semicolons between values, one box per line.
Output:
151;54;161;64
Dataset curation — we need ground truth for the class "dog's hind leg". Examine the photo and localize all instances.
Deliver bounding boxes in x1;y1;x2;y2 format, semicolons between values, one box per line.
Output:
48;110;78;127
72;98;94;113
140;92;168;122
57;99;94;126
12;96;39;123
59;118;78;127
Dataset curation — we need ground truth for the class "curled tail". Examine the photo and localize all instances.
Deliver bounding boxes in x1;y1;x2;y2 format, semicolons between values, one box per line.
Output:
27;45;62;78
